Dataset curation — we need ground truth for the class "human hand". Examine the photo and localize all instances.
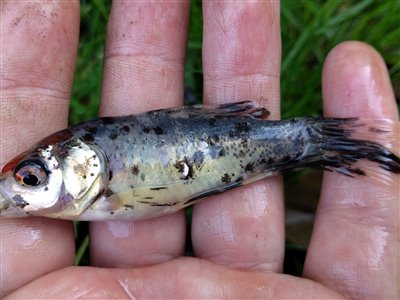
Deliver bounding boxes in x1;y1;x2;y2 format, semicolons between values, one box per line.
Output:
1;1;398;298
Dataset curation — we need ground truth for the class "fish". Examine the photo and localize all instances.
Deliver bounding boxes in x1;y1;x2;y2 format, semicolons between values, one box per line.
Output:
0;101;399;220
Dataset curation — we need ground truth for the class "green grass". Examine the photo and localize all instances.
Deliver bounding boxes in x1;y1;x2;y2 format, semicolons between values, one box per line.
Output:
71;0;400;271
280;0;400;118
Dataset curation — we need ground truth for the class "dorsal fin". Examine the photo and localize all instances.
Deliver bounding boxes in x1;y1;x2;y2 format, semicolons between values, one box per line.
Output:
147;101;270;120
206;101;270;119
186;101;271;120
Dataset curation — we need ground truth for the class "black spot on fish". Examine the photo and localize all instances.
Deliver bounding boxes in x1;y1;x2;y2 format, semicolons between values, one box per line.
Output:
103;189;114;197
235;122;251;133
239;150;246;158
267;158;274;164
153;126;164;135
84;125;97;135
138;200;151;204
122;125;130;133
13;195;29;208
109;133;118;140
102;117;115;125
221;173;231;184
241;138;249;147
209;118;217;127
207;137;215;147
150;187;168;191
219;149;226;157
193;151;205;165
175;160;186;173
245;163;255;172
149;201;179;207
131;165;140;176
110;212;114;215
44;186;49;191
124;204;134;209
143;197;154;200
142;126;150;133
109;170;113;180
174;158;195;180
236;176;244;183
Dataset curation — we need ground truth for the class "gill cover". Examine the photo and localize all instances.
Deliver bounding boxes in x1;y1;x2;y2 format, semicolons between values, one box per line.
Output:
46;138;108;218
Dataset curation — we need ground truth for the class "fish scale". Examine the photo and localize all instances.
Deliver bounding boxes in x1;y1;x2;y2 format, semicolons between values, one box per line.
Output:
0;101;399;220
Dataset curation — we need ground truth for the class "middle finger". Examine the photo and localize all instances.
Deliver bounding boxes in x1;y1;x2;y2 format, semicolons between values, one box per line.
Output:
89;1;190;268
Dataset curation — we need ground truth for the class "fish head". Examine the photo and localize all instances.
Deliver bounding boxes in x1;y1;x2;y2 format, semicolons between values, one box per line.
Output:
0;132;107;219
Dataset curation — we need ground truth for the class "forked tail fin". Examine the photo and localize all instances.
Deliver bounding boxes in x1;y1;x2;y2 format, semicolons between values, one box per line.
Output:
292;118;400;183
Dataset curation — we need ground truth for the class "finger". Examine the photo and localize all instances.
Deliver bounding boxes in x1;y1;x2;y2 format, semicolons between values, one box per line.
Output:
90;1;189;267
303;41;399;299
8;258;344;299
0;1;79;296
192;1;283;272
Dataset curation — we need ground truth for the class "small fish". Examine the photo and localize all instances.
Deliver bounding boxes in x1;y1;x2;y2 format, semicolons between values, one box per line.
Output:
1;101;399;220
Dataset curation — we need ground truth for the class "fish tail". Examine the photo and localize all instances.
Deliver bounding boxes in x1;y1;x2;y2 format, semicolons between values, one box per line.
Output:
297;118;400;183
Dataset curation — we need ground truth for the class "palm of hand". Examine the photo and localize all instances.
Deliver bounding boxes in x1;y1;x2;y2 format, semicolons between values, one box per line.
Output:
1;2;398;299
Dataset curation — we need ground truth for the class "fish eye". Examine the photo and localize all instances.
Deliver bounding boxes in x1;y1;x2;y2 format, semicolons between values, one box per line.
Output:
14;159;49;187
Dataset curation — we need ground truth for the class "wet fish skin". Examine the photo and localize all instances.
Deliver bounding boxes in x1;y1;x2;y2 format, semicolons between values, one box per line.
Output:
0;101;399;220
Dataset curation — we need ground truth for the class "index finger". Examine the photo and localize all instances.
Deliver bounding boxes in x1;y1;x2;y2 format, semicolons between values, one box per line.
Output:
0;1;79;296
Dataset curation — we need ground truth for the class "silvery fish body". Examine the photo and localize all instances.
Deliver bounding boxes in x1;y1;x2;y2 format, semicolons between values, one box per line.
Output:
1;101;399;220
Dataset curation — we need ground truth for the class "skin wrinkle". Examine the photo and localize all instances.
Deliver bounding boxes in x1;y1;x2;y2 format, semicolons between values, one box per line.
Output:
106;54;185;79
203;72;280;83
1;84;72;99
117;279;138;300
104;49;186;66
